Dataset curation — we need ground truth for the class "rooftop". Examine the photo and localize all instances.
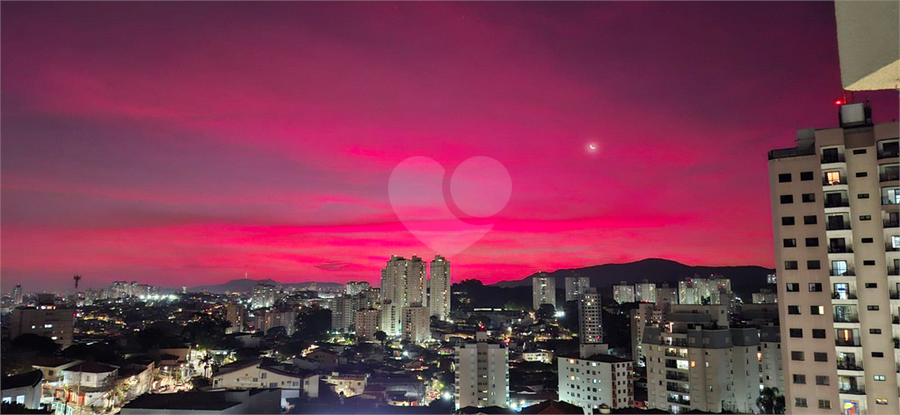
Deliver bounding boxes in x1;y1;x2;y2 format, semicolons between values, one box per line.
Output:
64;362;118;374
1;370;43;390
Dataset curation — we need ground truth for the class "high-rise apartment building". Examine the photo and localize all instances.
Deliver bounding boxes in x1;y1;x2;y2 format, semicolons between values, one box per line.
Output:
613;281;635;304
429;255;451;321
380;255;427;335
355;308;380;342
578;288;603;345
346;281;370;296
558;354;633;413
644;308;760;414
565;276;591;302
250;282;276;310
768;104;898;414
635;279;657;303
10;305;75;348
224;302;245;334
12;284;23;306
454;332;509;410
630;302;664;366
402;303;431;343
332;294;360;333
532;273;556;310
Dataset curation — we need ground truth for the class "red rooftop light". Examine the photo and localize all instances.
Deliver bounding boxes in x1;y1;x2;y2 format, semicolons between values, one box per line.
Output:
835;99;844;106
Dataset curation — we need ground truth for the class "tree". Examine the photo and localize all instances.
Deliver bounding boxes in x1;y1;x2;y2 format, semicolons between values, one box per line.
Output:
757;387;785;414
11;334;60;355
536;303;556;321
190;376;211;390
374;331;387;346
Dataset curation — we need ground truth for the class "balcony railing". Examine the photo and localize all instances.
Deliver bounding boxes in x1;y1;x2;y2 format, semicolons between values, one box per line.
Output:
665;361;678;369
890;291;899;300
889;268;899;276
839;387;866;395
835;338;861;347
825;200;850;208
834;315;859;323
893;315;899;324
831;269;856;276
832;292;857;300
887;244;899;252
824;178;848;186
837;362;864;371
883;197;899;206
667;396;691;405
828;247;853;254
769;146;815;160
885;220;899;228
822;154;846;164
666;383;690;394
878;150;899;159
880;173;899;183
665;371;689;381
826;223;852;230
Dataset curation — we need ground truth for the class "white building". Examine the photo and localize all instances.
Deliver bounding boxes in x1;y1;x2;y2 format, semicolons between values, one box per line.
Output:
331;294;360;333
565;276;591;302
1;370;43;409
656;284;678;307
323;372;367;397
380;255;427;335
768;109;899;414
521;350;554;364
558;354;633;413
759;325;784;392
402;304;431;344
249;309;297;336
346;281;369;296
630;302;664;366
211;359;320;406
644;317;760;414
429;255;451;321
612;282;635;304
120;389;281;415
752;290;778;305
454;332;509;410
635;279;657;303
532;274;556;310
250;282;277;310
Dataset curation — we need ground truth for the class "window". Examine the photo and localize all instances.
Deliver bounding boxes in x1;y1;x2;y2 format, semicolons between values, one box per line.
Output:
860;215;871;220
794;398;808;408
872;352;884;358
792;374;806;384
866;305;879;311
858;193;869;199
804;215;817;224
782;216;795;226
261;372;266;379
780;195;793;204
893;236;900;249
818;399;831;409
865;283;877;288
778;173;792;182
810;306;824;315
876;399;889;405
800;171;814;181
791;351;804;361
873;375;885;381
786;283;799;292
789;328;803;338
812;329;826;338
826;171;841;184
814;352;827;362
832;260;849;276
802;193;815;202
808;283;822;292
863;260;875;266
788;305;801;314
853;149;866;155
805;238;819;247
861;237;873;243
856;171;868;177
783;238;797;247
807;260;821;270
869;329;882;334
785;261;798;270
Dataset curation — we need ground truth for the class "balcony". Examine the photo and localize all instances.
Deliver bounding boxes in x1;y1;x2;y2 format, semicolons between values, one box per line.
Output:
666;383;690;394
887;244;899;252
667;396;691;405
883;197;899;206
837;362;864;371
769;147;815;160
665;371;689;382
826;223;852;230
822;154;846;164
890;291;899;300
839;387;866;395
879;149;899;159
825;200;851;208
893;315;899;324
885;219;899;228
834;315;859;323
824;178;848;186
828;247;854;254
665;360;678;369
889;268;899;276
881;173;900;183
831;269;856;277
835;338;861;347
833;292;858;300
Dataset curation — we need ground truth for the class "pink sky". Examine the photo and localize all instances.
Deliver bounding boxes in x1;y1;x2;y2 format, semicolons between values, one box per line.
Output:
2;2;898;291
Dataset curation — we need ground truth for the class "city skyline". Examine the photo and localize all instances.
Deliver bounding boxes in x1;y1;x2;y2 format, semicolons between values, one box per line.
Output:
3;2;899;292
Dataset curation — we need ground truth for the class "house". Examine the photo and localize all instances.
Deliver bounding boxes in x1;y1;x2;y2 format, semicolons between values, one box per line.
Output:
120;388;280;415
322;372;367;397
304;349;343;370
59;362;120;410
30;357;80;385
1;370;44;409
211;360;319;409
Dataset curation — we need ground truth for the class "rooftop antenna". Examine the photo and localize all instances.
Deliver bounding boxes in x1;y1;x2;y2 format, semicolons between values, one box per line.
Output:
73;275;82;290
